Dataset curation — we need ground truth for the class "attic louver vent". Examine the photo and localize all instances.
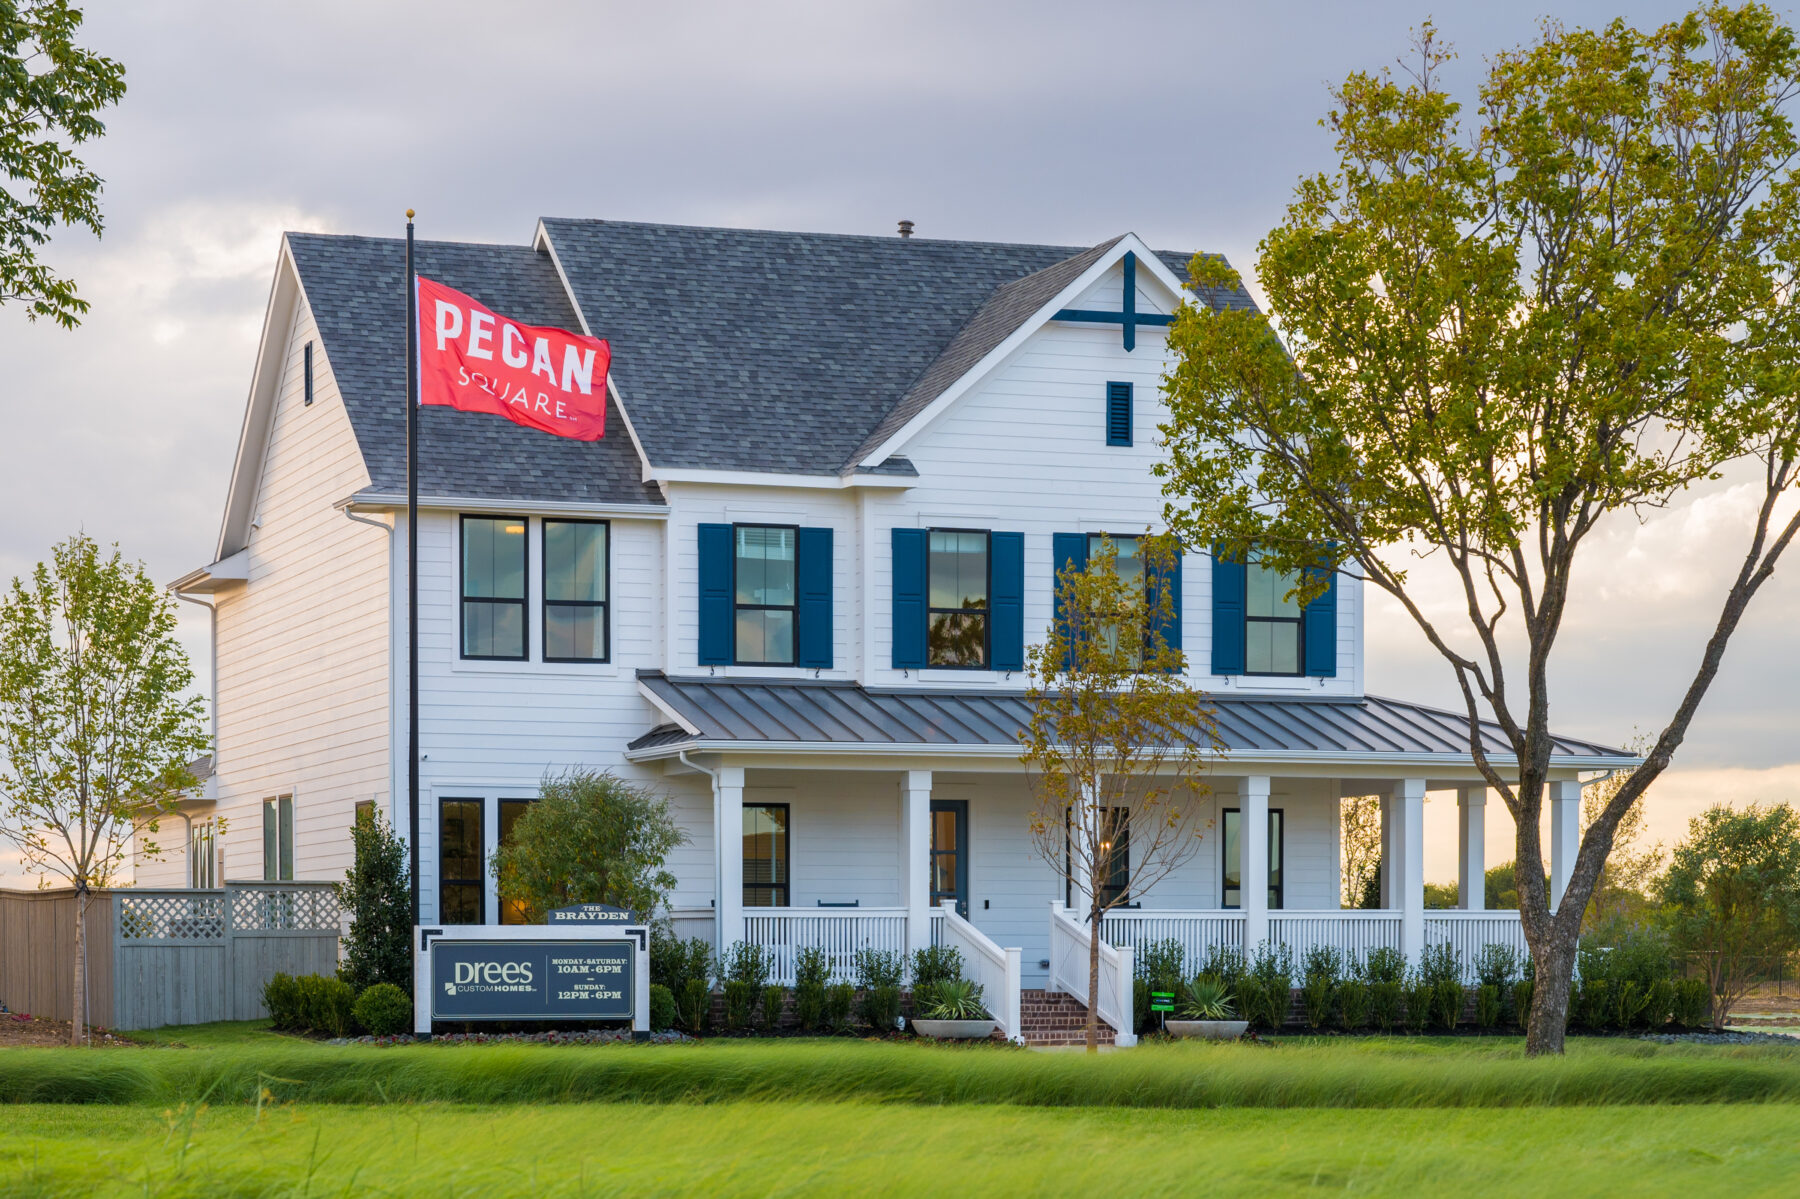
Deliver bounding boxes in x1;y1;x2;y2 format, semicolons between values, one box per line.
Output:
1105;381;1132;446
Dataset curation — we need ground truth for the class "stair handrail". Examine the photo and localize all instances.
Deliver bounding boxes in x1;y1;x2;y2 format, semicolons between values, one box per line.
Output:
936;902;1023;1044
1047;901;1137;1047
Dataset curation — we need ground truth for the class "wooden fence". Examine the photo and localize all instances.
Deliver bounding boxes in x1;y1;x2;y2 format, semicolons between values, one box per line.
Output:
1;882;340;1030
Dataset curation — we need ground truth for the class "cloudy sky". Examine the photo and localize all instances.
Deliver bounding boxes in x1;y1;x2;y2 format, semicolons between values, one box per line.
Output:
2;0;1795;884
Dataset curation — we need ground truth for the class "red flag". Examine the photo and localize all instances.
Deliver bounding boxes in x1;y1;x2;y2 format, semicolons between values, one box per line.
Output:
416;275;609;441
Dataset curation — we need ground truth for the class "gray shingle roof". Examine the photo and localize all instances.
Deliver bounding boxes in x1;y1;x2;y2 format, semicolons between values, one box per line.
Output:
539;219;1257;476
286;233;661;506
629;673;1637;765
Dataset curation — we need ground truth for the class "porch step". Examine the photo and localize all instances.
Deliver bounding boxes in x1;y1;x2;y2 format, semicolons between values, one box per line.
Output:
1019;989;1117;1047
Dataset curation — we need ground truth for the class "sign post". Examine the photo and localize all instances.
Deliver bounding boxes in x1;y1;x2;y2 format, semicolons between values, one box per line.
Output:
413;921;651;1039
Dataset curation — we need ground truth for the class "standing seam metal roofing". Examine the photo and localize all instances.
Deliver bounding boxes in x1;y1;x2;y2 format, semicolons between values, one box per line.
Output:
630;672;1635;762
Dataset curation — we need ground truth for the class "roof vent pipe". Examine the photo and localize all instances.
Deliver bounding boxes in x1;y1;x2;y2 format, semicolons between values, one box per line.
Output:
897;219;914;239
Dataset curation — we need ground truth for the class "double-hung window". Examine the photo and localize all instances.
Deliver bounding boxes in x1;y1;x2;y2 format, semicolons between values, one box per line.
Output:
461;516;527;660
734;525;797;666
1245;561;1302;676
439;798;484;924
261;794;293;881
927;530;989;668
1087;533;1145;663
543;520;608;662
743;803;790;907
1221;807;1285;909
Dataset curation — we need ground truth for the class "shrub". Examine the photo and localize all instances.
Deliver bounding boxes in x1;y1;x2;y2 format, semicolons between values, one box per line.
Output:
1335;979;1369;1031
824;982;855;1032
648;984;678;1032
1511;978;1535;1029
352;983;412;1037
1673;977;1712;1028
295;974;330;1033
1369;981;1403;1033
1362;946;1406;985
651;932;712;996
760;985;786;1032
1401;974;1435;1034
490;768;685;923
1432;979;1464;1032
1133;977;1151;1033
1246;942;1293;1031
1578;979;1612;1031
319;977;357;1037
1198;944;1246;991
1473;943;1520;992
718;941;773;989
1300;946;1342;1030
853;948;904;990
864;986;903;1032
262;973;301;1030
910;944;963;1015
680;977;711;1033
723;981;756;1030
1474;984;1503;1031
794;947;832;989
1138;938;1187;988
794;982;825;1031
1417;943;1461;989
1179;975;1234;1019
1234;978;1268;1031
1644;978;1676;1030
335;811;412;993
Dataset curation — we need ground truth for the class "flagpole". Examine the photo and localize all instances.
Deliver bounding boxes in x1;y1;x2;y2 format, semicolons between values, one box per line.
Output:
405;210;421;930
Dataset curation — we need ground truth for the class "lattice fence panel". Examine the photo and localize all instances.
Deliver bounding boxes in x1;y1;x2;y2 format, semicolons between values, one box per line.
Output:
117;892;225;941
230;886;341;932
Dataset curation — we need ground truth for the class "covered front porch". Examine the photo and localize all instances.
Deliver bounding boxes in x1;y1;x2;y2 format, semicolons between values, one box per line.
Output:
633;673;1637;1040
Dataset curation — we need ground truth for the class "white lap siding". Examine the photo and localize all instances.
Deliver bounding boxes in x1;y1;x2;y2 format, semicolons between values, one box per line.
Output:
206;293;389;886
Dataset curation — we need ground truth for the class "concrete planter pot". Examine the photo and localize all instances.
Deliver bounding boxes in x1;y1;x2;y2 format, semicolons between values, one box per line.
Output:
911;1018;998;1040
1166;1019;1248;1041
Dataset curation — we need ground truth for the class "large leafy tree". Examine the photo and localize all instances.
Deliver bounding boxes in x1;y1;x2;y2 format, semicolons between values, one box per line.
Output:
0;0;125;325
491;769;686;922
1020;536;1219;1051
1659;802;1800;1028
1158;7;1800;1054
0;536;208;1044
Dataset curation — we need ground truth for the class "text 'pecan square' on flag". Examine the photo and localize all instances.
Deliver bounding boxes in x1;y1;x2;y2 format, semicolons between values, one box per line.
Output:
416;275;610;441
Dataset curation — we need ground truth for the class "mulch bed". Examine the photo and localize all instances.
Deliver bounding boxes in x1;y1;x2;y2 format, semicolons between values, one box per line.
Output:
0;1013;136;1048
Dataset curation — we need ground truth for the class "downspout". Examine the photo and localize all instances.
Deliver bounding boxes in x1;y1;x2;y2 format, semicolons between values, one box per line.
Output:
679;750;720;930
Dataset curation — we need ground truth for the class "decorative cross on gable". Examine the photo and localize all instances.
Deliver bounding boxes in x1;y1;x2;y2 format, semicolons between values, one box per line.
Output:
1052;251;1174;352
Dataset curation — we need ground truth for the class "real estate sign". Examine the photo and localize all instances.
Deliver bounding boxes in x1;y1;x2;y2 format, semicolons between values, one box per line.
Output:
413;923;649;1037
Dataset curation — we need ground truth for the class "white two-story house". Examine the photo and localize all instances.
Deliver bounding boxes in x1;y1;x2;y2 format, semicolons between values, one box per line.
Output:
157;218;1634;1043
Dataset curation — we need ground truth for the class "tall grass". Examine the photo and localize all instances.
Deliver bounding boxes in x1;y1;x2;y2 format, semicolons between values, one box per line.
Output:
3;1038;1797;1108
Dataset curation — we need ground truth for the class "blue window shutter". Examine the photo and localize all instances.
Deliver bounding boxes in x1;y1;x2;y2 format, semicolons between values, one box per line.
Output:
797;527;834;669
1147;544;1183;670
1105;382;1133;446
1210;546;1245;675
1051;532;1089;670
698;523;733;665
1304;566;1338;677
891;528;927;669
990;532;1025;672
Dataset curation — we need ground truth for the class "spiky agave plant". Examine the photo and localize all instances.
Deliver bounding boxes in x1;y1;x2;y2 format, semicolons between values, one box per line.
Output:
1180;975;1235;1020
920;978;990;1020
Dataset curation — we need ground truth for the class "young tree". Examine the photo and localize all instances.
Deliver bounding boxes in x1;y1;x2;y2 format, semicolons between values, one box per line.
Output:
0;535;207;1044
336;809;412;993
1159;7;1800;1054
1659;802;1800;1028
491;769;686;922
1020;536;1220;1051
0;1;126;325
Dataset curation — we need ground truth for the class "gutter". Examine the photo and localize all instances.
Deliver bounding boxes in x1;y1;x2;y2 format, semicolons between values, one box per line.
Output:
341;492;670;519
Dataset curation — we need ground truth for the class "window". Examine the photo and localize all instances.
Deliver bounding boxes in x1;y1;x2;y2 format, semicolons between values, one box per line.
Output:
927;530;989;667
261;794;293;881
1099;807;1131;906
303;342;314;406
439;798;484;924
190;820;217;889
497;798;536;924
1245;561;1303;676
734;525;797;666
543;520;608;662
743;803;790;907
461;516;527;660
930;801;968;916
1087;533;1145;663
353;799;375;826
1221;807;1285;909
1105;381;1132;446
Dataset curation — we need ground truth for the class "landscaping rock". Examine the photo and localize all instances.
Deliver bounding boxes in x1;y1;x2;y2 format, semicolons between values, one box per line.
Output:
330;1028;694;1047
1638;1029;1799;1046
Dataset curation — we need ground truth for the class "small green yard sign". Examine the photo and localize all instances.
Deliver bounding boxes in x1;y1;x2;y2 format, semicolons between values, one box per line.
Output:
1150;990;1175;1014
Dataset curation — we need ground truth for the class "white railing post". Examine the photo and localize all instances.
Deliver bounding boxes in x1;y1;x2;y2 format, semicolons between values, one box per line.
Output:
1458;786;1487;911
901;771;932;960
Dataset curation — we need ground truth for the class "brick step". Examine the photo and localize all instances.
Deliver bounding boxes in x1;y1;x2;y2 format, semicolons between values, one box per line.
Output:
1018;989;1119;1046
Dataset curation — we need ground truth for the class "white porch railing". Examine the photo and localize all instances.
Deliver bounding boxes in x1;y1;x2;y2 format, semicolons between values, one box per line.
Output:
742;907;908;986
667;907;716;949
1271;911;1403;965
1425;911;1528;982
937;902;1023;1043
1048;902;1136;1046
1102;909;1246;969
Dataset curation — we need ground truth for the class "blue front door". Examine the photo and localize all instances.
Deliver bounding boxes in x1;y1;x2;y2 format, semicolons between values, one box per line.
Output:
930;801;969;917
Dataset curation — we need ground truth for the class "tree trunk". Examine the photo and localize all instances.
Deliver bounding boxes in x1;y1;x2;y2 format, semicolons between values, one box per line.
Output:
70;883;87;1047
1086;905;1102;1053
1524;930;1576;1056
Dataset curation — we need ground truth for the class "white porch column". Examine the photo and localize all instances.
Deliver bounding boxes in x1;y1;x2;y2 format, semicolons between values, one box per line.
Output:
715;765;745;950
1239;776;1270;951
1457;786;1487;911
1069;783;1095;913
1393;778;1426;965
901;770;933;957
1549;778;1581;909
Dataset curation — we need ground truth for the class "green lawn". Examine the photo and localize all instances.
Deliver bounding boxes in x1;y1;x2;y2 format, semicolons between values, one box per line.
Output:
5;1100;1800;1197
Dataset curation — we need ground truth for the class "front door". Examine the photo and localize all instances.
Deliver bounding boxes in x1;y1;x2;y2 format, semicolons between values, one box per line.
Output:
929;800;969;917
